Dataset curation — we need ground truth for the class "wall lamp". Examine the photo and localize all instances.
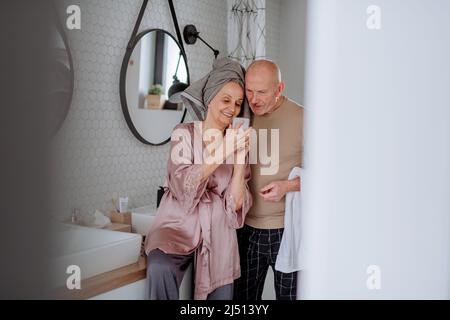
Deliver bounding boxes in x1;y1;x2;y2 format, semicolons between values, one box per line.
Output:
183;24;219;59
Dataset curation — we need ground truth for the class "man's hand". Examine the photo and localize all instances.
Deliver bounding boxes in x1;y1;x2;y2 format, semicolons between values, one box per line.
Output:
259;177;300;202
260;181;288;202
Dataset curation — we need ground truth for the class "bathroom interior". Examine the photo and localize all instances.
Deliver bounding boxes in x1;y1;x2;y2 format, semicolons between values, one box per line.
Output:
48;0;450;300
50;0;308;300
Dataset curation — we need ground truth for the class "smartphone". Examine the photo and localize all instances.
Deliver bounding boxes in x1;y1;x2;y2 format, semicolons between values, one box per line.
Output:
232;117;250;133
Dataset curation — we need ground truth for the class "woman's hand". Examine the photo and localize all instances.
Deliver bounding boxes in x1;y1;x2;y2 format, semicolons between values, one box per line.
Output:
223;122;251;166
226;122;251;212
200;121;250;182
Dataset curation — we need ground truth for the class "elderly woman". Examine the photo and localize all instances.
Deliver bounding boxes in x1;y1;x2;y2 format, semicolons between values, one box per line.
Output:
144;58;252;300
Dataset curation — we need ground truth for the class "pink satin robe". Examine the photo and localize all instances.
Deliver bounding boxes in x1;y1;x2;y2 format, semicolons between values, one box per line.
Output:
144;122;252;299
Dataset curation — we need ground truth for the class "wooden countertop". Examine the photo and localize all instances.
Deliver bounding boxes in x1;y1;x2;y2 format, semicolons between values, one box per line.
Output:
55;255;147;300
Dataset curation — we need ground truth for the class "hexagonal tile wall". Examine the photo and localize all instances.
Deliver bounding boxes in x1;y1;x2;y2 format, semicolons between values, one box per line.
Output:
50;0;280;221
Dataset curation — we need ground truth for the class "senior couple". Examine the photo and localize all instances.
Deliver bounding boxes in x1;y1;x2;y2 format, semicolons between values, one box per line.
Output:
144;58;304;300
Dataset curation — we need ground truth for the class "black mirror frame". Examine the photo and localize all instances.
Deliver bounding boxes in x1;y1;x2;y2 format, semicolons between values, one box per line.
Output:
119;0;189;146
119;28;189;146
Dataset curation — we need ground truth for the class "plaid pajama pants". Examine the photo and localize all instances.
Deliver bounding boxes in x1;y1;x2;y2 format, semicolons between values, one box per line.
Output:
234;224;297;300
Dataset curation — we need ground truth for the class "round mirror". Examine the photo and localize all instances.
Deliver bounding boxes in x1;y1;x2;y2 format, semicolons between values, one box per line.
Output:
120;29;189;145
49;24;74;136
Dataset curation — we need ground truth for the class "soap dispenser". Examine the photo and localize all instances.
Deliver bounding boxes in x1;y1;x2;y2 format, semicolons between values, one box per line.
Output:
157;186;165;208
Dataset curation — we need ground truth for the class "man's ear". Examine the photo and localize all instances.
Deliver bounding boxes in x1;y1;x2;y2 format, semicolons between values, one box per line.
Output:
277;81;286;96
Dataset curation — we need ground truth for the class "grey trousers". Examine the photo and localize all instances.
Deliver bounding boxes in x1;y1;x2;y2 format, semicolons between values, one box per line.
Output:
146;249;233;300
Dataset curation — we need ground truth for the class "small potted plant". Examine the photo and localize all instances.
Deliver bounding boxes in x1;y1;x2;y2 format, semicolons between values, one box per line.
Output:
146;84;164;109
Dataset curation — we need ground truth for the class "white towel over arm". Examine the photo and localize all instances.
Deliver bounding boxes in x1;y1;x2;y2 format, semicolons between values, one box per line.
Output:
275;167;306;273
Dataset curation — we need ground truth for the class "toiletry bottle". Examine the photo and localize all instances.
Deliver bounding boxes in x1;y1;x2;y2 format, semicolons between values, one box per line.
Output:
157;186;165;208
71;208;80;224
119;197;129;213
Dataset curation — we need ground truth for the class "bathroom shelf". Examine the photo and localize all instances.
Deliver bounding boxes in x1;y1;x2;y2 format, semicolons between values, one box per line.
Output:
63;221;131;233
105;223;132;233
54;256;147;300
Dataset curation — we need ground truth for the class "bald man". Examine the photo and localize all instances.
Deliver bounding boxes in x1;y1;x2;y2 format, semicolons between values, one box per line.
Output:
234;60;304;300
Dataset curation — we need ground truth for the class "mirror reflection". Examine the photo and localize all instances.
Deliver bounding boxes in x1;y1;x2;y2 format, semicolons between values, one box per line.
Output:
123;29;188;145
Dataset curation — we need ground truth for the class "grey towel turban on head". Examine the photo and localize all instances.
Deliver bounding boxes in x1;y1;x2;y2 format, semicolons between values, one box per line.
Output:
181;57;246;121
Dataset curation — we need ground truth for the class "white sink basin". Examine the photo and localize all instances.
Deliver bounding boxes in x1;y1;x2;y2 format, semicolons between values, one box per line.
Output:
131;205;157;236
51;222;142;288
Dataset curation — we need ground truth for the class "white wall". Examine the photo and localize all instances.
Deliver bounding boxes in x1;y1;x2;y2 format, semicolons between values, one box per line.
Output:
265;0;281;62
300;0;450;299
279;0;307;105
